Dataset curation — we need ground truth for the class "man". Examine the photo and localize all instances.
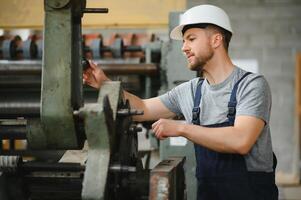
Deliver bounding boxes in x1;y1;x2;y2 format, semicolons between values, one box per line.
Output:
83;4;278;200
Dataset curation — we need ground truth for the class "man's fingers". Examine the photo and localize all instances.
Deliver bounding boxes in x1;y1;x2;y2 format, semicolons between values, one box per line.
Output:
152;125;158;135
152;122;159;136
152;119;163;128
83;68;92;78
87;60;94;69
83;73;88;80
88;59;97;70
151;121;158;129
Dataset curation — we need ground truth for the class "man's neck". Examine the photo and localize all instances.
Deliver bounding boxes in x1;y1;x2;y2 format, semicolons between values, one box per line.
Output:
202;52;234;85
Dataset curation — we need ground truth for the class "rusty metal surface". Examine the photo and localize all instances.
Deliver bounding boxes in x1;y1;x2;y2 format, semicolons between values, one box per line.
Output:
150;157;186;200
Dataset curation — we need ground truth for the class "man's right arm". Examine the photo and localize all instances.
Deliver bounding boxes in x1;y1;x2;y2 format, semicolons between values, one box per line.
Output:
123;91;176;122
83;60;176;122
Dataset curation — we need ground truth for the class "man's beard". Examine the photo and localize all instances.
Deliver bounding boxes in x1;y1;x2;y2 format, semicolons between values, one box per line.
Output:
188;49;214;72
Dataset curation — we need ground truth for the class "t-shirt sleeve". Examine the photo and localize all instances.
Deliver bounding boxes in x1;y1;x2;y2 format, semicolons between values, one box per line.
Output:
158;81;192;116
159;88;182;116
236;75;272;124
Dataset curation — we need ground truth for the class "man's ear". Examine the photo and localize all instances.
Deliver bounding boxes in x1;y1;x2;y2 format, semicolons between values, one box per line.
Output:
211;33;223;49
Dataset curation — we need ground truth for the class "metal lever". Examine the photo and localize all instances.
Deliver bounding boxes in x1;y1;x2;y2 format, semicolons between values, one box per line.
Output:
83;8;109;13
117;109;144;117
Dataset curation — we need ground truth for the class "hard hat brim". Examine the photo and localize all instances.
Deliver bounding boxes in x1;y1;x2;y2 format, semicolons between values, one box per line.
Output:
170;24;185;40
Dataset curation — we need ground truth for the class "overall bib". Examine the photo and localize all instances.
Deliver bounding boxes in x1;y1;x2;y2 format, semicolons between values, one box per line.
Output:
192;72;278;200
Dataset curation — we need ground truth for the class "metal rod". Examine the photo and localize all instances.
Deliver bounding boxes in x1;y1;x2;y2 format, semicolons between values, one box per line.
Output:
0;62;158;76
102;64;158;75
22;162;85;172
0;60;41;75
124;46;143;52
0;125;27;139
83;8;109;13
109;164;136;172
0;103;40;118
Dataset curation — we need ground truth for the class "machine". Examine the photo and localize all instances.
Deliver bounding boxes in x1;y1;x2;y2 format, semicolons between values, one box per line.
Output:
0;1;185;199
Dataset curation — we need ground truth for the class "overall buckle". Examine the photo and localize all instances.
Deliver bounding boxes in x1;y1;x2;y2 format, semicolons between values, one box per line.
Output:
192;107;200;120
227;101;237;117
192;107;200;124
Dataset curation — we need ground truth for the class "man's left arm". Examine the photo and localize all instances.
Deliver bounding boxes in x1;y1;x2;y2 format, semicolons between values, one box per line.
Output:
152;116;264;155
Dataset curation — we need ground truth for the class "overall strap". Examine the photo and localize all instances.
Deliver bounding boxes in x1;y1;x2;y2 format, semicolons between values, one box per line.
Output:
192;78;204;125
227;72;252;125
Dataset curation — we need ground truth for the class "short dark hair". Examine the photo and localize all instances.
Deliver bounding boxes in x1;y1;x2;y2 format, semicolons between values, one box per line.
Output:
182;23;209;35
182;23;232;51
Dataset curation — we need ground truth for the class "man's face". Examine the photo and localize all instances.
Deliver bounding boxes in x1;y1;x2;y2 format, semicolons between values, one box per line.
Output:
181;28;214;71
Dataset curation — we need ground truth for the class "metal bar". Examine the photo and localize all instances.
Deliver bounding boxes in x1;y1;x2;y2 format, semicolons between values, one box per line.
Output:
83;8;109;13
0;103;40;118
0;125;27;139
0;62;158;76
124;45;143;52
109;164;136;172
22;162;85;172
0;64;41;75
102;64;158;75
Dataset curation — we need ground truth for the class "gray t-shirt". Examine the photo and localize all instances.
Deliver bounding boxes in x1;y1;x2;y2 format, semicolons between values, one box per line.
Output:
159;66;274;172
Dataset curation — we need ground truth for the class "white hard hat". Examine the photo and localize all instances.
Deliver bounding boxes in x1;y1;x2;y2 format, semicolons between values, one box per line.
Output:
170;4;233;40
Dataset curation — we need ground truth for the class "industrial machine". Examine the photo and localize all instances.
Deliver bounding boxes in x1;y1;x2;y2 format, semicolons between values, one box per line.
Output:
0;1;185;199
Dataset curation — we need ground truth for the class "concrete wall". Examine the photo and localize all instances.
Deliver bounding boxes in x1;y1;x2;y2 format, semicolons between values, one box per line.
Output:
186;0;301;184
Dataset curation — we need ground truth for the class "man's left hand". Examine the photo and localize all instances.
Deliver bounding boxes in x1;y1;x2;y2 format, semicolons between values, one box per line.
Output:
151;119;182;140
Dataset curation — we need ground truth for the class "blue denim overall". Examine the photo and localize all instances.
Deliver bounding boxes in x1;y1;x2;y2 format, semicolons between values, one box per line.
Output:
192;72;278;200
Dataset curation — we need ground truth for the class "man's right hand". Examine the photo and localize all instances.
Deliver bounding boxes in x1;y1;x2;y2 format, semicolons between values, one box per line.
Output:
82;60;176;122
83;60;110;89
